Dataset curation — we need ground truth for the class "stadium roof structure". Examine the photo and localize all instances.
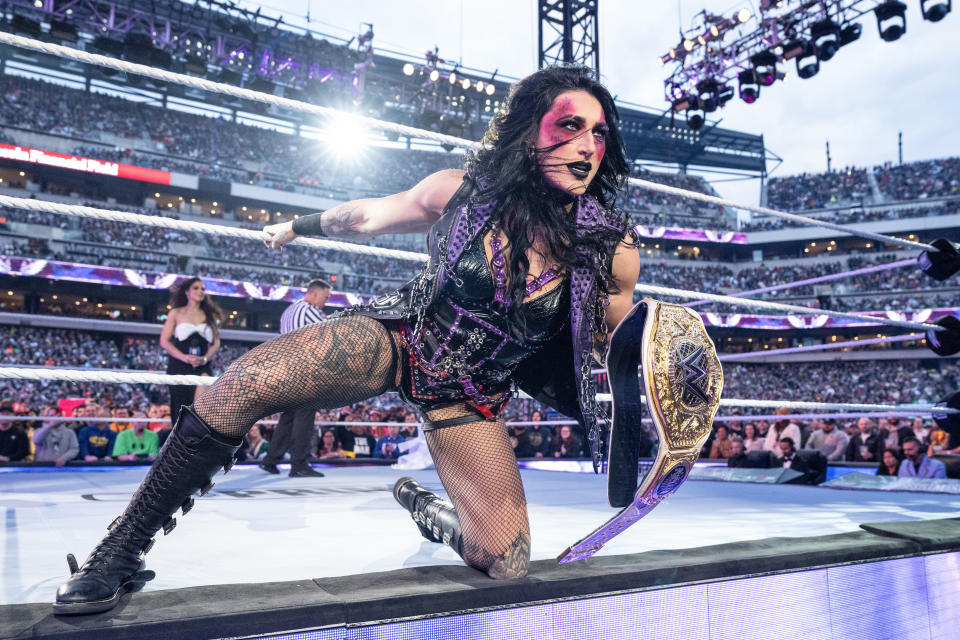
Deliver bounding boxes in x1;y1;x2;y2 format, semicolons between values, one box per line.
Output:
0;0;767;174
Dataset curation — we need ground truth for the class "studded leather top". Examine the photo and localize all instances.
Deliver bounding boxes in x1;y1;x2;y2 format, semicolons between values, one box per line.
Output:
400;222;570;416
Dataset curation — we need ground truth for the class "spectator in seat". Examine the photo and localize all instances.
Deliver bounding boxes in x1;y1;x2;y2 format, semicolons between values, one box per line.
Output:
763;409;801;454
742;422;765;453
709;425;733;459
111;419;159;462
109;406;132;433
525;411;552;458
877;448;901;476
806;418;849;461
912;417;929;444
78;415;117;462
243;424;269;461
374;424;406;459
776;437;810;476
317;429;342;459
510;424;535;458
845;417;886;462
0;404;30;462
928;422;950;457
727;436;748;468
33;405;79;466
338;424;376;458
898;436;947;479
550;425;582;459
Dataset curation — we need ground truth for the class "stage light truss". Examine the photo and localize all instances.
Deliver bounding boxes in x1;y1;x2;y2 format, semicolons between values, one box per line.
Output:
661;0;951;127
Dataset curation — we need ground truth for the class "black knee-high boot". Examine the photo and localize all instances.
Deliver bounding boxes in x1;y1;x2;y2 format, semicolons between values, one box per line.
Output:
393;477;463;555
54;406;243;615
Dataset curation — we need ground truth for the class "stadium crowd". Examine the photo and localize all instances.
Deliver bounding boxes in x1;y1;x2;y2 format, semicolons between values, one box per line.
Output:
766;167;870;211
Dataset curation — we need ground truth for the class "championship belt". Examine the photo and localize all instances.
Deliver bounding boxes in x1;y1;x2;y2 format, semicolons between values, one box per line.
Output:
558;298;723;564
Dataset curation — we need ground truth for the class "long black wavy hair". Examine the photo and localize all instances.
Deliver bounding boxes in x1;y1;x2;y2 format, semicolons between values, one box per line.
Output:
465;65;632;311
169;277;224;335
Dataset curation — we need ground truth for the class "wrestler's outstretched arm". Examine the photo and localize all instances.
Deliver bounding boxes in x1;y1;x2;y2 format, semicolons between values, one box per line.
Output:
263;169;465;248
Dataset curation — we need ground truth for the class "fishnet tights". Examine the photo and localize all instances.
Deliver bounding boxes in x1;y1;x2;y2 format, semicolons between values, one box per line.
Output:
424;405;531;579
192;315;530;578
193;316;401;437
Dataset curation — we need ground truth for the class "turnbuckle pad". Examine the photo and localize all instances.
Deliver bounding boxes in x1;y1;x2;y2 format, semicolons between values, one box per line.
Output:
200;481;215;496
927;315;960;356
162;517;177;535
918;238;960;281
933;392;960;434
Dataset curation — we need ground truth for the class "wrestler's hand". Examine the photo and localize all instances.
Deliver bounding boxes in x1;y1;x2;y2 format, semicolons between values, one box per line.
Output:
263;221;296;251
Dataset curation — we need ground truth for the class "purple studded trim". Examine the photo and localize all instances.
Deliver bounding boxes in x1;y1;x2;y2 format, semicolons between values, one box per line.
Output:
458;376;495;418
490;232;509;307
426;308;465;369
526;267;560;296
490;231;561;308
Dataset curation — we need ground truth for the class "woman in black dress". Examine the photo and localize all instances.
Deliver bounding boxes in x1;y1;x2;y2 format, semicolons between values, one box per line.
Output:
159;277;223;419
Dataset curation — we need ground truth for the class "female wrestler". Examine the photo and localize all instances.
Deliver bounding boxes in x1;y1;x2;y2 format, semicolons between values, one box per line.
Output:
54;65;641;615
159;277;223;419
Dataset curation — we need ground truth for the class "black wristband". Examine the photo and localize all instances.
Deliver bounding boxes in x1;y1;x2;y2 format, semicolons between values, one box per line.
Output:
291;212;327;237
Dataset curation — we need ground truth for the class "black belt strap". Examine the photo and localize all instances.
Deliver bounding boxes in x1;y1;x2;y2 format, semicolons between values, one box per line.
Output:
422;412;487;431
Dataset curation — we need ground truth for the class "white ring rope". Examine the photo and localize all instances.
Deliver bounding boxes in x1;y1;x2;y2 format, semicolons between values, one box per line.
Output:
0;366;953;415
628;177;935;252
0;193;936;329
0;195;429;262
592;391;953;414
0;32;937;254
718;333;925;361
633;283;943;332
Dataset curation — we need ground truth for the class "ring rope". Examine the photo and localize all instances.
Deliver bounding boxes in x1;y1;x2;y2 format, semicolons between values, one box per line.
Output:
0;32;938;254
685;258;918;308
718;332;925;361
0;366;952;415
0;195;429;262
628;177;935;252
634;283;943;332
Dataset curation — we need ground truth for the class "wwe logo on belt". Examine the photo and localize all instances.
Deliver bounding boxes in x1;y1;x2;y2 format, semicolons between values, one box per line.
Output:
674;343;711;405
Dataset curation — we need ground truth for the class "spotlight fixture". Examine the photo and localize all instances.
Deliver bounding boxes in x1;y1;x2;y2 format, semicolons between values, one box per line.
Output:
716;84;735;106
49;19;79;43
795;42;820;78
874;0;907;42
485;83;495;95
402;63;414;76
737;8;752;22
461;78;471;90
838;22;863;47
687;106;705;131
750;50;778;86
696;78;719;112
781;40;806;60
811;19;841;61
448;72;457;84
429;69;439;82
920;0;952;21
737;69;760;103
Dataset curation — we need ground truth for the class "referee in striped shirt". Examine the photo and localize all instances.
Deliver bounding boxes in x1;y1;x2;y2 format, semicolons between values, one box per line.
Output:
260;278;332;477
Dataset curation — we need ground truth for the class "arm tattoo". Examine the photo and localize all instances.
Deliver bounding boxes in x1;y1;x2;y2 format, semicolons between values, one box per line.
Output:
291;202;367;239
321;203;366;239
